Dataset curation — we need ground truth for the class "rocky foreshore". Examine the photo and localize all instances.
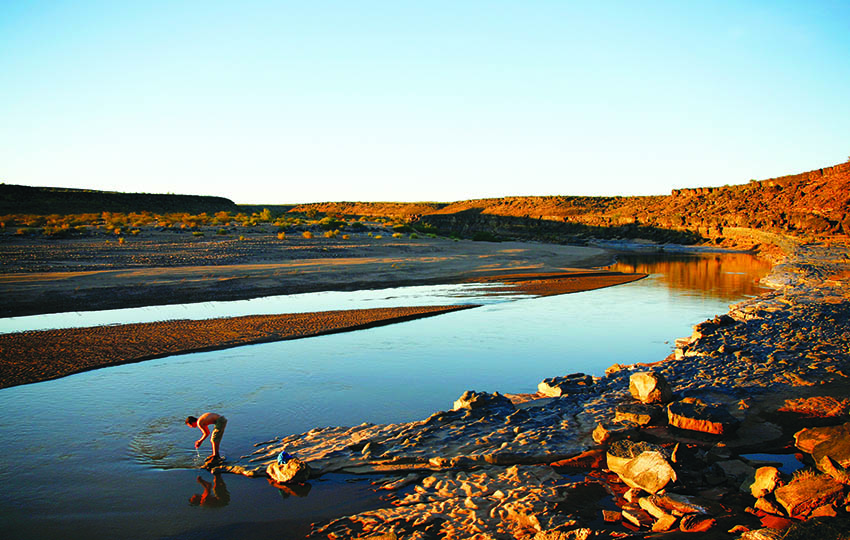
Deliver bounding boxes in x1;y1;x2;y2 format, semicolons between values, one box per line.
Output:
221;239;850;540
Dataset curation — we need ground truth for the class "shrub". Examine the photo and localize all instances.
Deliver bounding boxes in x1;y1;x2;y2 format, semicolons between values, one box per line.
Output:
374;234;383;240
239;235;246;241
342;234;350;240
302;231;313;239
392;232;403;238
319;217;345;231
324;229;339;238
216;228;228;235
118;237;125;244
192;231;204;237
277;231;286;240
409;233;419;239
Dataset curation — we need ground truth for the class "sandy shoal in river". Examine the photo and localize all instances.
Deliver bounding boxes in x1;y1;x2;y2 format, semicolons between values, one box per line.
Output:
0;269;645;389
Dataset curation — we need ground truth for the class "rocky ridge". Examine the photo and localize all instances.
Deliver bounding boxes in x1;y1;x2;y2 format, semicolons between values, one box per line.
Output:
218;238;850;539
291;161;850;248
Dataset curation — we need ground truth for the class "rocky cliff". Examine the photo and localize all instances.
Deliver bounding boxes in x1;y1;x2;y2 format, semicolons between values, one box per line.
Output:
291;161;850;247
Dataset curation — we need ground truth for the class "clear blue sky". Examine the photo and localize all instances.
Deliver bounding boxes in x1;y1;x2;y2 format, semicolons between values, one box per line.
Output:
2;1;849;204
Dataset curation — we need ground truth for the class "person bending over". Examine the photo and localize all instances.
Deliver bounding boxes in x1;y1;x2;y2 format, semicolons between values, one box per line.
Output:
185;412;227;464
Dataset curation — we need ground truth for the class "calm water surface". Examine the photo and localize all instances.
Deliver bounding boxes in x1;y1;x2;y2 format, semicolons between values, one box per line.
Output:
0;252;771;540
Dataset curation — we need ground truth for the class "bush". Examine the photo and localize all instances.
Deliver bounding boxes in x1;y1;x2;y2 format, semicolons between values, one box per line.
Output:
409;233;419;239
277;231;286;240
302;231;313;239
192;231;204;237
392;232;403;238
216;228;228;235
319;217;345;231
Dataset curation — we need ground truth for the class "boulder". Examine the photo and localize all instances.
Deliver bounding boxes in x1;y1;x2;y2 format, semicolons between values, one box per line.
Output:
629;372;673;404
667;398;739;435
266;457;311;484
749;466;782;499
537;373;593;397
616;451;678;494
794;423;850;481
754;496;785;516
773;473;844;517
606;439;668;474
614;403;664;426
592;421;638;444
452;390;515;414
794;423;850;455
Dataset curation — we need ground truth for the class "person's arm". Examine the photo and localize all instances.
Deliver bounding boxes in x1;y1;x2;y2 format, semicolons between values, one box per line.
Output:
195;423;211;448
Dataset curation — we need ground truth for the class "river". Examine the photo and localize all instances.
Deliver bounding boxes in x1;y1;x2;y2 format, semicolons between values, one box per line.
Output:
0;252;772;540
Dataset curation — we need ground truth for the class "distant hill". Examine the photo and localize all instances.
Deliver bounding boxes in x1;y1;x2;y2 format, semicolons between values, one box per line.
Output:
292;161;850;245
0;184;239;215
4;160;848;246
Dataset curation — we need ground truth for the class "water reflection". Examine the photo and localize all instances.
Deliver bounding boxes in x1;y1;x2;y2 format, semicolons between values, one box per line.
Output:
273;481;312;499
189;473;231;508
608;252;773;300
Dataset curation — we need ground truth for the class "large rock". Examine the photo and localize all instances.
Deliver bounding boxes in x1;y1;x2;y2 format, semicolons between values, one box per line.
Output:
537;373;593;397
266;457;311;484
614;403;664;426
452;390;515;414
606;439;668;473
667;398;739;435
592;421;638;444
794;423;850;482
773;473;844;517
616;451;678;494
629;372;674;404
794;423;850;455
749;466;782;499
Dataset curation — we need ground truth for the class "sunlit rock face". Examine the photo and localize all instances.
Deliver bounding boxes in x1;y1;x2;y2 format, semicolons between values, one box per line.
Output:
628;372;673;404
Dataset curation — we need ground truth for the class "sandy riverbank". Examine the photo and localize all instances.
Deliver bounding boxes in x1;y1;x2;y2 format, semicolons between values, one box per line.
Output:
0;232;615;317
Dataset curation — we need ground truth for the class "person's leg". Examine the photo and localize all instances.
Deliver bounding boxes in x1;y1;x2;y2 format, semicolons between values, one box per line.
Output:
210;417;227;458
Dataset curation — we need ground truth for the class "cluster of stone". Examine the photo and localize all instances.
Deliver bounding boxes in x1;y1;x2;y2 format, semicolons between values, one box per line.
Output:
589;370;850;538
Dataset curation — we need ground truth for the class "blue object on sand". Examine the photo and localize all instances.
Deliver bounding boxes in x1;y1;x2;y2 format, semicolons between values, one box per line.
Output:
277;451;294;464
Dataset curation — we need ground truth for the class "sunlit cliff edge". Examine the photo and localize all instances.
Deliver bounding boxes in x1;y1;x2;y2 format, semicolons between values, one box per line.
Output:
291;160;850;249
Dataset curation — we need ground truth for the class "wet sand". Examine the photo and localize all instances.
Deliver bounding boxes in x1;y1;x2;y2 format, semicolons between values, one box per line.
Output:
0;306;474;389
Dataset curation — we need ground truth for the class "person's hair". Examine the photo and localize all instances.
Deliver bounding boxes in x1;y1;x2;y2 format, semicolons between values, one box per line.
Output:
186;416;198;426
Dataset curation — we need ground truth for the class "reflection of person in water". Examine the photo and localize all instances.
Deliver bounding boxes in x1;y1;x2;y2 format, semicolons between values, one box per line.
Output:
189;473;231;507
